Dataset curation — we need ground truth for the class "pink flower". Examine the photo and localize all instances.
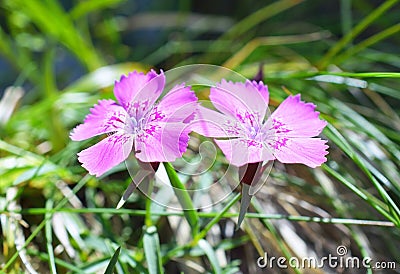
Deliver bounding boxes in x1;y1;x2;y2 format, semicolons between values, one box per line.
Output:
191;79;328;227
71;70;197;177
191;79;328;169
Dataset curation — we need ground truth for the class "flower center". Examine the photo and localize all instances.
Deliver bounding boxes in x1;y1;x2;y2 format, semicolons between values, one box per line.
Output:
126;116;146;135
247;126;259;139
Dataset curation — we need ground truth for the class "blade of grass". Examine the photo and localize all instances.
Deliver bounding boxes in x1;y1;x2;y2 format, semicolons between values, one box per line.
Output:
203;0;304;62
329;103;400;218
360;49;400;69
368;83;400;100
334;98;400;166
318;0;399;69
8;0;104;70
0;27;39;85
26;249;84;273
45;199;57;274
69;0;124;20
197;239;222;274
5;207;395;226
349;228;373;274
218;0;303;41
223;31;330;70
145;178;154;227
104;246;121;274
0;140;43;164
43;48;68;152
340;0;353;42
323;165;396;224
143;226;163;274
162;193;241;264
0;174;92;273
268;71;400;79
192;193;241;246
324;124;400;225
80;257;112;273
164;162;199;237
336;23;400;64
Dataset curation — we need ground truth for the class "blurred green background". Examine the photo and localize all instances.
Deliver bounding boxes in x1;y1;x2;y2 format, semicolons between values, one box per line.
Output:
0;0;400;273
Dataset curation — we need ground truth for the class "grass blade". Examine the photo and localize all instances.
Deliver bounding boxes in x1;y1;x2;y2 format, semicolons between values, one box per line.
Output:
1;175;91;272
45;199;56;274
143;226;163;274
203;0;304;62
193;194;241;244
197;239;222;274
322;165;396;224
69;0;124;19
324;121;400;224
163;162;199;237
163;193;241;264
218;0;303;41
318;0;399;68
336;23;400;64
104;246;121;274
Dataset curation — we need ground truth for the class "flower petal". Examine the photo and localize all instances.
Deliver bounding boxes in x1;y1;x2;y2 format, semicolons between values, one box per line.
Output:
77;133;133;177
250;80;269;105
70;99;128;141
114;70;165;117
135;122;191;162
154;83;198;123
190;106;245;138
269;94;327;138
271;137;328;168
215;138;275;167
210;79;269;124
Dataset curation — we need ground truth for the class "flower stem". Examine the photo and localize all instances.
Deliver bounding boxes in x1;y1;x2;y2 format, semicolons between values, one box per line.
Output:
145;178;154;227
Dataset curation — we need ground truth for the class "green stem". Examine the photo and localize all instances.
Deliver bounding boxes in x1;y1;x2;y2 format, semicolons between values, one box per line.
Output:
145;178;154;227
1;207;395;227
163;162;199;237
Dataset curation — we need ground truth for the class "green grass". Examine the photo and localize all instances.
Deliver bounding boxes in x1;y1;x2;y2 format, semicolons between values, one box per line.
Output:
0;0;399;273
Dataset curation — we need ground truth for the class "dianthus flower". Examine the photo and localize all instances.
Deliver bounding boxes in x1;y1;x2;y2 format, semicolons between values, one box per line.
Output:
71;70;197;177
191;79;328;225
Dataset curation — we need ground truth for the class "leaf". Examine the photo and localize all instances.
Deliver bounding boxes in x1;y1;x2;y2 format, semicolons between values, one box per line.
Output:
6;0;103;70
116;169;153;209
237;184;252;229
197;239;222;274
45;199;56;274
324;123;400;225
318;0;398;68
163;162;199;237
104;246;121;274
69;0;124;19
143;226;163;274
